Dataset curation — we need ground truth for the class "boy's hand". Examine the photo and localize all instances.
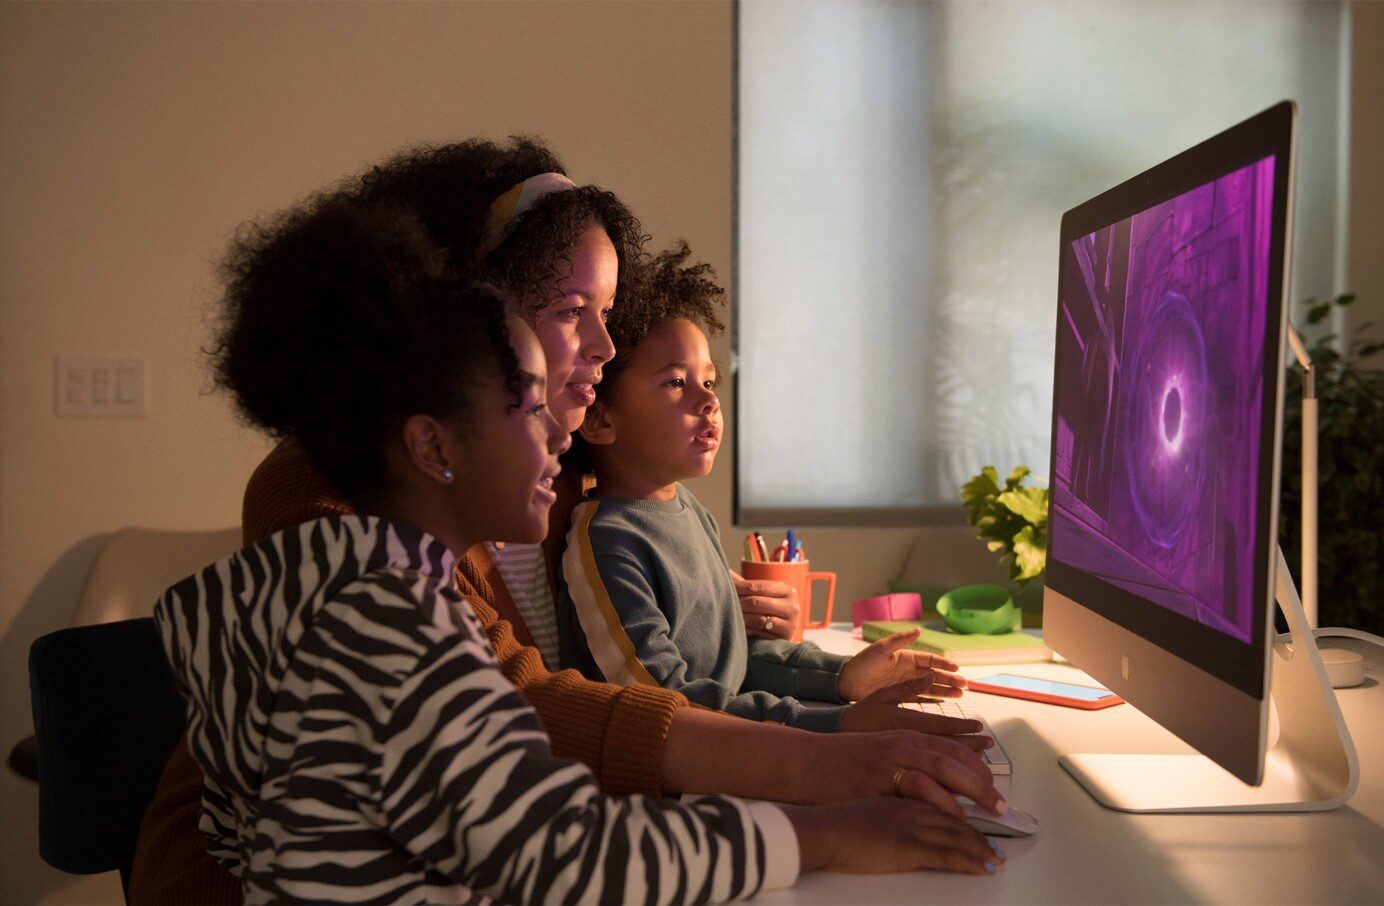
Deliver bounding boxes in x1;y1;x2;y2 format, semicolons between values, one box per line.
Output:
729;570;800;641
840;676;991;746
838;629;967;702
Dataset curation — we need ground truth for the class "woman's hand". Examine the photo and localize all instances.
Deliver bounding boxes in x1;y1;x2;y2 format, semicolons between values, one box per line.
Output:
783;799;1004;876
729;570;800;641
838;629;967;701
661;707;1003;815
804;723;1005;818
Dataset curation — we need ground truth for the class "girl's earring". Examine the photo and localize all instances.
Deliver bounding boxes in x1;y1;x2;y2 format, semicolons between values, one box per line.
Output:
441;469;455;483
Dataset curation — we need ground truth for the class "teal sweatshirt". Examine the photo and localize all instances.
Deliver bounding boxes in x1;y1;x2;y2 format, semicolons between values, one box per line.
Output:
558;485;848;732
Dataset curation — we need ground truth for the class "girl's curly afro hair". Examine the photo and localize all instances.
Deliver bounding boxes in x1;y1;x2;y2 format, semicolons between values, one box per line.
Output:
211;192;523;503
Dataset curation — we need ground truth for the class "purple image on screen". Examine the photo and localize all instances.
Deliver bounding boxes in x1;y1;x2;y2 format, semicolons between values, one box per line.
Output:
1051;156;1275;643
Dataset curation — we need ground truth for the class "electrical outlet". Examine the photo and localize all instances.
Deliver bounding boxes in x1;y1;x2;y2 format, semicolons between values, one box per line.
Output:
54;357;146;418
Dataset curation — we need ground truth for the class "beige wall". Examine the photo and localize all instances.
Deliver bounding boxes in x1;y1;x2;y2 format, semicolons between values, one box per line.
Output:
1349;1;1384;337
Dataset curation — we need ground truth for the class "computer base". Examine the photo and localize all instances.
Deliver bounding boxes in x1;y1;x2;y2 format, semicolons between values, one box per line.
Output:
1059;546;1359;813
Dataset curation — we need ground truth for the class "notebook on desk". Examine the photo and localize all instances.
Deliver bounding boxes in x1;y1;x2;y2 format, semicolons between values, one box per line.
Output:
862;619;1052;665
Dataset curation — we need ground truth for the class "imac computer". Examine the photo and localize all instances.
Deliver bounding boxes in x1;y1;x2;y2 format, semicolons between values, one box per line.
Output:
1043;101;1358;812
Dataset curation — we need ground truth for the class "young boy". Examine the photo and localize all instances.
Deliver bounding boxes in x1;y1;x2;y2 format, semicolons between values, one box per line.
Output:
560;245;965;731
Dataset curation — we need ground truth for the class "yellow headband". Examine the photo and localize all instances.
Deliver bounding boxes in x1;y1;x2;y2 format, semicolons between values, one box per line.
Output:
477;172;576;258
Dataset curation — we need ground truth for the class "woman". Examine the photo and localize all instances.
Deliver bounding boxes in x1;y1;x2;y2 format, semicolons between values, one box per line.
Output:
130;139;1003;903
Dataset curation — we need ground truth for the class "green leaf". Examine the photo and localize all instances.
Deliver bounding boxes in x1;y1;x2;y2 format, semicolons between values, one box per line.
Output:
1307;302;1332;325
997;486;1047;524
961;468;1002;511
1336;292;1356;307
1359;343;1384;359
1004;465;1031;490
1011;525;1046;582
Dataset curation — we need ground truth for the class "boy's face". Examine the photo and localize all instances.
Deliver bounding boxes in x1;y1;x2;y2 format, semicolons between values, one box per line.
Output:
589;317;722;498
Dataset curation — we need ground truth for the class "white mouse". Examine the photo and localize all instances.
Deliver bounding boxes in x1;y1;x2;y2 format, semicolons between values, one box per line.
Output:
960;798;1039;837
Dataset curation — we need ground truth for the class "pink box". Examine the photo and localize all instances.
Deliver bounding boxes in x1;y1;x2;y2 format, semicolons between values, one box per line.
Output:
850;592;923;636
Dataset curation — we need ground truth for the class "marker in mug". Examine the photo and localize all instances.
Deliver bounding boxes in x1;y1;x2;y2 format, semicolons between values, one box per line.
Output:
754;532;769;562
785;529;797;562
772;541;789;562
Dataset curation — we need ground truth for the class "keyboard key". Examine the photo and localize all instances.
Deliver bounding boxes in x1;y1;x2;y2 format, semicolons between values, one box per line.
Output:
909;701;1012;775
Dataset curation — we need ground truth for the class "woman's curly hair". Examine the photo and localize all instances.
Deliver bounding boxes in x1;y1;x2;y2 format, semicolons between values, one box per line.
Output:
210;192;523;502
598;240;726;400
356;137;649;314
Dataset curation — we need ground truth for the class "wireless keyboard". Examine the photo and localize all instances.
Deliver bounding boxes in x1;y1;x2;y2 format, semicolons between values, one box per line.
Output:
910;700;1012;775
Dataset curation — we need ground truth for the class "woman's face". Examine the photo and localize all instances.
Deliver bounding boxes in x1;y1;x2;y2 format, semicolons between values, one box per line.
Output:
450;318;571;544
527;224;618;433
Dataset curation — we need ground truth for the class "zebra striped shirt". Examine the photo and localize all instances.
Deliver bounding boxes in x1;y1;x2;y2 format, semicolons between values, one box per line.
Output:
155;515;797;904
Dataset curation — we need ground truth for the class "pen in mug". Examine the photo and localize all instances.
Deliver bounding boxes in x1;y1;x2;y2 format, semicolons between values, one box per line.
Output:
785;529;796;561
754;532;769;561
743;535;758;562
772;541;789;562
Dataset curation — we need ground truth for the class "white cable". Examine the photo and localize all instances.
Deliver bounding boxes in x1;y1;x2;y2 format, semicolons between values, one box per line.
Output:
1276;627;1384;649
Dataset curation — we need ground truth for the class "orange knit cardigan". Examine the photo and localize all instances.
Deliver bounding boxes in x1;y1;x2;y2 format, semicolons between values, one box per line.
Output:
128;439;686;905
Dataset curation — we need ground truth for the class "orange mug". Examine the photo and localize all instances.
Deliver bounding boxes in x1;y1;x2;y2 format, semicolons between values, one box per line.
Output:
739;559;837;643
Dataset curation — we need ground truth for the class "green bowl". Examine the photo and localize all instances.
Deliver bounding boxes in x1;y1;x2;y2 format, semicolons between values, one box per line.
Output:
936;584;1020;635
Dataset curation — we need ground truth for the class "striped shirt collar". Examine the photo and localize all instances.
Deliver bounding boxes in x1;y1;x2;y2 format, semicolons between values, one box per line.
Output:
355;515;457;583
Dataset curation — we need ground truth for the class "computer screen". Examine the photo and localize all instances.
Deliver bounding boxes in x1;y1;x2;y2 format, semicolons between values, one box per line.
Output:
1050;155;1276;646
1045;103;1356;810
1043;102;1296;787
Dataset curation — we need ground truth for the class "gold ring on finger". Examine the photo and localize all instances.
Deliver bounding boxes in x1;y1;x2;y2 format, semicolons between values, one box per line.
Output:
891;767;907;796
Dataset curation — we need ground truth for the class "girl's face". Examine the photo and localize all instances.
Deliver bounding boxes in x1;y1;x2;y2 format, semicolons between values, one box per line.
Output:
527;224;618;433
450;319;572;544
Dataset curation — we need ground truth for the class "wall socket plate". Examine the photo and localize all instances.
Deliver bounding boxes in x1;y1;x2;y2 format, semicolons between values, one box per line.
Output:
54;356;146;418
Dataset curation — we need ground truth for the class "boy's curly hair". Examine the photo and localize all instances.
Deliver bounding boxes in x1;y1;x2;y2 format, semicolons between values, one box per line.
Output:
565;242;727;476
357;137;649;313
210;192;523;502
598;240;726;401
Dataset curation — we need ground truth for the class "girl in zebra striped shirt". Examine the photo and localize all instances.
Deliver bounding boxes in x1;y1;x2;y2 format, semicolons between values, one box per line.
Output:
159;193;1002;904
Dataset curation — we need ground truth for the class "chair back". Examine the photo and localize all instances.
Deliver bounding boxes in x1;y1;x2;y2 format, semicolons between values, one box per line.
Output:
70;526;240;627
29;617;187;886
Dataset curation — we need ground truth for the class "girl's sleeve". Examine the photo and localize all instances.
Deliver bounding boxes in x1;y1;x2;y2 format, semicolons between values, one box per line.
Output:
567;548;846;733
198;772;242;873
377;619;800;904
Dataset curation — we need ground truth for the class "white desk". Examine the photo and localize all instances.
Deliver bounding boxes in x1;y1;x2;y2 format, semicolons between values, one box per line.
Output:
758;626;1384;905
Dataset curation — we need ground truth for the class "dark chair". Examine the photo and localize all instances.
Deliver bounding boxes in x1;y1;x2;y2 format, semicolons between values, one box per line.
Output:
29;617;188;899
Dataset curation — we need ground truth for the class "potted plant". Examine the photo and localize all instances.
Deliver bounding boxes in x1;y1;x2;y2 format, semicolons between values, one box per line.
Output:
1280;293;1383;634
961;465;1049;621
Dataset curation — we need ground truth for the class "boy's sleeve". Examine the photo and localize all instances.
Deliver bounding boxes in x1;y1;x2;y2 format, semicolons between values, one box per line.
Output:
378;620;799;903
744;639;850;704
566;541;846;732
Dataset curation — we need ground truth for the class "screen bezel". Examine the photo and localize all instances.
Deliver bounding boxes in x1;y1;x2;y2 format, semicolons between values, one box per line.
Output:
1046;101;1294;700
